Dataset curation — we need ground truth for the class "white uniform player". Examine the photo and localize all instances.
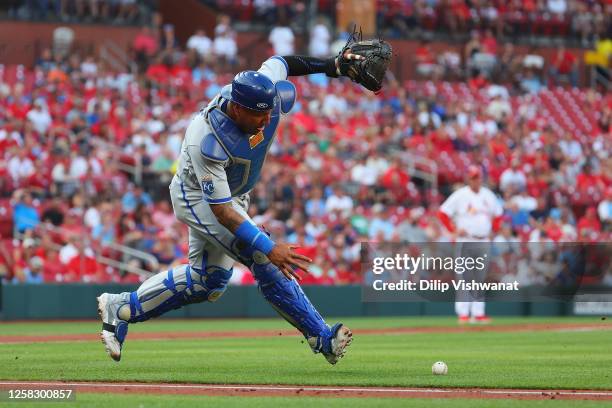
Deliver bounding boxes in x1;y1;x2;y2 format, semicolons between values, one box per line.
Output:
439;165;503;323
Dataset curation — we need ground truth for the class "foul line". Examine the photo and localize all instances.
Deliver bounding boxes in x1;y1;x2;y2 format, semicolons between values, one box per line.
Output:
0;381;611;399
1;323;611;344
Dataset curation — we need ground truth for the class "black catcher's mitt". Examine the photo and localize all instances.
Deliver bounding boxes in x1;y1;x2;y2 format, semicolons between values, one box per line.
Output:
336;28;392;92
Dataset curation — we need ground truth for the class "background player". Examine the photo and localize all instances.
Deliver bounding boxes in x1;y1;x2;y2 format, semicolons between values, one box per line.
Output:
438;165;504;324
96;39;391;364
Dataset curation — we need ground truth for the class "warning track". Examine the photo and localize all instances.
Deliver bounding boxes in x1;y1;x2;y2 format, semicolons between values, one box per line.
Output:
0;381;611;400
0;322;609;343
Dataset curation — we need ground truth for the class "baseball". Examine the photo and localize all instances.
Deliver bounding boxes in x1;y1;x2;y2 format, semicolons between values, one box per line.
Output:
432;361;448;375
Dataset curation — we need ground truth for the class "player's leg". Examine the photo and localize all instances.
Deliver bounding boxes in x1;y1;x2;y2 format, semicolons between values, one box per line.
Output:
99;179;350;364
454;242;471;323
97;180;235;361
454;242;491;324
97;234;234;361
470;301;488;321
455;301;471;324
248;256;352;364
469;242;492;323
119;231;233;321
175;189;352;364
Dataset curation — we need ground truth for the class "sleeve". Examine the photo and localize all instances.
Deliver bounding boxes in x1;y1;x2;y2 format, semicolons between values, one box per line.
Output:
491;193;505;232
187;145;232;204
437;210;455;233
438;191;459;232
439;191;458;218
257;56;288;83
493;194;504;217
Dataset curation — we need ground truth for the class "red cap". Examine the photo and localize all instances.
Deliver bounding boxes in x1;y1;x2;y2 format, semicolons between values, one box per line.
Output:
157;231;172;240
467;165;482;179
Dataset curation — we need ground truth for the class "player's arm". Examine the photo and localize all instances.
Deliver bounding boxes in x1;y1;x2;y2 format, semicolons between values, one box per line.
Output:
256;55;339;83
269;31;392;93
438;192;459;233
263;30;392;90
209;201;311;280
489;190;505;233
209;200;312;280
188;144;245;228
280;55;342;78
260;52;370;80
190;146;311;279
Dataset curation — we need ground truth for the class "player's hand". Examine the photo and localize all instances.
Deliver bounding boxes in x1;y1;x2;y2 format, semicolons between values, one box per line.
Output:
267;243;312;281
336;51;365;68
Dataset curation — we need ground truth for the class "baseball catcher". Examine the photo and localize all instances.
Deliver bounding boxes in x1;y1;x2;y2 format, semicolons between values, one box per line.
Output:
97;35;392;364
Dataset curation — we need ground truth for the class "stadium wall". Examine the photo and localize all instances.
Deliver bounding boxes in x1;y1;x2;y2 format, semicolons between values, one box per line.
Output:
158;0;217;46
0;21;140;66
0;284;571;320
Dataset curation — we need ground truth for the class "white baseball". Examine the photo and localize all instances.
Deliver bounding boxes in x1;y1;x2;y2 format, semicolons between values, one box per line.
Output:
432;361;448;375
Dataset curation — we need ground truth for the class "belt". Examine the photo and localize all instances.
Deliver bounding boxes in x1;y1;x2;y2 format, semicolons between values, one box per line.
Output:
461;235;489;241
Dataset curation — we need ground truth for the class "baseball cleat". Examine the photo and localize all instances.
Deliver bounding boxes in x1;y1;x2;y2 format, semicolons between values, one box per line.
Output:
323;323;353;365
458;315;470;324
472;315;492;324
97;293;128;362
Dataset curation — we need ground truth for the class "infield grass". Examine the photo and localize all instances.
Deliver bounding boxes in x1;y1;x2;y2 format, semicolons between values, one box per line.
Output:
0;316;603;335
1;317;611;390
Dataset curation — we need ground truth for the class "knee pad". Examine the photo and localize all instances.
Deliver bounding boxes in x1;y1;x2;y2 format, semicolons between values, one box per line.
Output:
251;260;284;284
174;264;233;304
199;265;233;302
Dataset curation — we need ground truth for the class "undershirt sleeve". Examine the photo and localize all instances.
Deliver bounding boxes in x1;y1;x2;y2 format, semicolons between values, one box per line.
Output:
279;55;338;77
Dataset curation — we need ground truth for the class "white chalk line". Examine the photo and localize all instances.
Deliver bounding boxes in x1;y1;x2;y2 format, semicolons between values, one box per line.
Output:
0;381;611;398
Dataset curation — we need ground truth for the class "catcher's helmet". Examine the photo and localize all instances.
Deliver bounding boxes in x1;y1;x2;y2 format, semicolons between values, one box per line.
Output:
227;71;276;111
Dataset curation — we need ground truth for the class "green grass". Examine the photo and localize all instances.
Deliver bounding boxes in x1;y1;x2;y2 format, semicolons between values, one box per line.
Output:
0;317;611;390
0;316;605;336
3;394;612;408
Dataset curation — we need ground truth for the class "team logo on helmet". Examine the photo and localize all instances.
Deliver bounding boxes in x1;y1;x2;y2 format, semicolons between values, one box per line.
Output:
256;102;269;109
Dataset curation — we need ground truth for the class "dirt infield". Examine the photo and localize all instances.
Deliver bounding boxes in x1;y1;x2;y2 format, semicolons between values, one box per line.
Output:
0;381;611;400
0;322;609;344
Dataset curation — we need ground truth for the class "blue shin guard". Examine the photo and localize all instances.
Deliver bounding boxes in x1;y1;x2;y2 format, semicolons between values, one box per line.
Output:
127;263;233;323
252;261;334;354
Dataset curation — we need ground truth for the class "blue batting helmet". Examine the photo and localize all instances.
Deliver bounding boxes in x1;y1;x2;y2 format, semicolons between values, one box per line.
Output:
225;71;276;111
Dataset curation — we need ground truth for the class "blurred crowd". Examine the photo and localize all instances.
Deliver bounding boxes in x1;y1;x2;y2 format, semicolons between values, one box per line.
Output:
205;0;611;46
0;10;611;286
415;34;586;88
1;0;156;24
377;0;611;45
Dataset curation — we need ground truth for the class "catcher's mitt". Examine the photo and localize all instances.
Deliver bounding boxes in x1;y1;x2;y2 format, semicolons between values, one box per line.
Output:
336;27;392;92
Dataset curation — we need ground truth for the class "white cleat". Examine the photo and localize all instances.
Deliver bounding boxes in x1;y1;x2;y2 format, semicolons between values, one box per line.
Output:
99;329;122;362
324;324;353;365
97;293;124;362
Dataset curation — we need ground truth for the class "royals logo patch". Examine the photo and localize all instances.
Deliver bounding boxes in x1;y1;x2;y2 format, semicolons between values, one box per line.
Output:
201;175;214;195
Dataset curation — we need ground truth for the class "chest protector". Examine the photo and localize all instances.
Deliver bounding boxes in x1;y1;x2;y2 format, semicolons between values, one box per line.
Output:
201;80;296;197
